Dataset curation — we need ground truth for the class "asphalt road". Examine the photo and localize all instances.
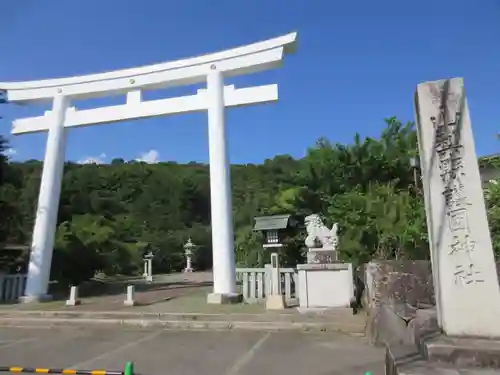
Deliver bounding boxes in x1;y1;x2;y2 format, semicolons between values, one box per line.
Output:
0;327;384;375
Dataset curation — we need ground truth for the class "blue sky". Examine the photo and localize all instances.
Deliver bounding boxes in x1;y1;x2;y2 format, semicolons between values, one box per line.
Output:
1;0;499;164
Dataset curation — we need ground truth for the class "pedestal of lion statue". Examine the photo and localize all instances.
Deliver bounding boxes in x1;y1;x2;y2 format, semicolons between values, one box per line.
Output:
297;262;355;308
297;214;355;308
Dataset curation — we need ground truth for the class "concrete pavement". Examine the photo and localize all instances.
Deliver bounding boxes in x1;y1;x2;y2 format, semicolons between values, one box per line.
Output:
0;327;384;375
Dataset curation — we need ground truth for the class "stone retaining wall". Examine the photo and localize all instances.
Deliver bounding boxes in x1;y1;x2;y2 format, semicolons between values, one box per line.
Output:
363;260;500;311
363;260;500;346
363;261;435;311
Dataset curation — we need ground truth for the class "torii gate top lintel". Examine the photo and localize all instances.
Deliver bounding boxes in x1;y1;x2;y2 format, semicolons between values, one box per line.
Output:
0;32;297;104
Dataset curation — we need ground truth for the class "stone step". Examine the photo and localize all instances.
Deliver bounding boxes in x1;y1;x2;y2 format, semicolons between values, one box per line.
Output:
0;316;367;334
385;337;500;375
422;336;500;369
0;308;367;334
397;361;500;375
0;308;365;323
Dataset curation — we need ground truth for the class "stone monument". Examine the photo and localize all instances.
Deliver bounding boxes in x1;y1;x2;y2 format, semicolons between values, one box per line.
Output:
297;214;354;308
415;78;500;337
386;78;500;375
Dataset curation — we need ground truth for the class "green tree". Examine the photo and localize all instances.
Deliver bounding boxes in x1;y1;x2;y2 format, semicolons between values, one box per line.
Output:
0;116;475;281
486;180;500;259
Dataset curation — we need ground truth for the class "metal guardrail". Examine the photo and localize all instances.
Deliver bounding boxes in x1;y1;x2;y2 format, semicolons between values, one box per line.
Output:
0;362;136;375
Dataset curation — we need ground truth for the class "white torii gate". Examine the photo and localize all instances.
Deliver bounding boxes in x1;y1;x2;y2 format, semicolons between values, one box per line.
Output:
0;32;298;304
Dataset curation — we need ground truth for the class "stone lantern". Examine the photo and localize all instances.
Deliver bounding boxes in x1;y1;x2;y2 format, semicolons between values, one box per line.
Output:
253;214;293;250
183;238;196;273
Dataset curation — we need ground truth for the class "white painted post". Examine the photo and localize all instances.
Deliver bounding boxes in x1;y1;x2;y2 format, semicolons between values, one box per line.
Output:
415;78;500;337
124;285;135;306
143;260;147;277
21;95;69;303
146;259;153;282
206;67;238;304
66;285;81;306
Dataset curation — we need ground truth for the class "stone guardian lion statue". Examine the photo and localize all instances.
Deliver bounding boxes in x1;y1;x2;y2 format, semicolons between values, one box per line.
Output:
304;214;338;250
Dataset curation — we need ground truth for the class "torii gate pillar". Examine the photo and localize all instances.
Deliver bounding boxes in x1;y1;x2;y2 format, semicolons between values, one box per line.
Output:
206;68;238;302
20;95;70;302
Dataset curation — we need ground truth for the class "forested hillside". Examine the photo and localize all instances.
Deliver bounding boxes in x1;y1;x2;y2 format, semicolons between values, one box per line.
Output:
1;117;499;286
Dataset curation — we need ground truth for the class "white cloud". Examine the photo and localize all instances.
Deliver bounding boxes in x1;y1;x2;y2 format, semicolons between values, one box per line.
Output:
78;152;107;165
5;148;17;156
135;149;160;164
